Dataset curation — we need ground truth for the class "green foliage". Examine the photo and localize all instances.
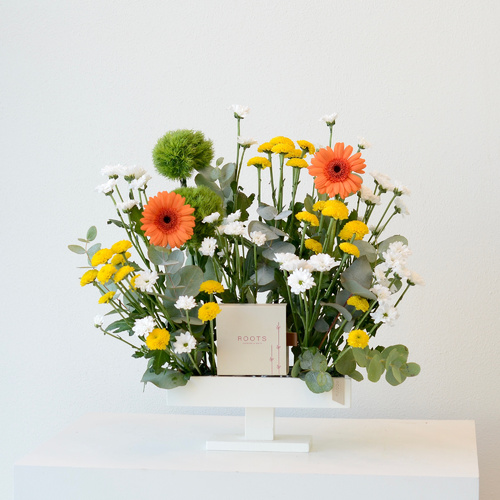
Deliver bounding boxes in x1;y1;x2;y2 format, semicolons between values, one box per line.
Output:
153;129;214;181
141;368;190;389
292;348;335;393
173;186;224;249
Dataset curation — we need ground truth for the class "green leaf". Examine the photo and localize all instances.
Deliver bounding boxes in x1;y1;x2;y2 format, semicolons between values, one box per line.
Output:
252;264;275;286
401;362;421;377
178;265;204;297
352;347;368;367
335;348;356;375
320;302;352;321
195;173;223;198
248;221;280;241
106;319;133;334
216;157;224;167
262;240;296;260
87;243;101;261
165;250;185;274
141;369;190;389
349;370;364;382
391;365;403;383
86;226;97;241
291;359;301;378
305;371;333;393
353;241;377;263
311;352;328;372
257;204;278;220
129;206;146;237
219;162;236;187
314;318;329;333
275;210;292;221
68;245;86;254
341;256;373;289
148;245;170;265
304;195;314;213
340;279;377;300
299;350;314;370
367;351;385;382
78;238;89;243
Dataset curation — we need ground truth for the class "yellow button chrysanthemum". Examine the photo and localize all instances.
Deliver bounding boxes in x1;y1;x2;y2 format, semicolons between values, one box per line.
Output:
295;211;320;226
80;269;98;287
305;239;323;254
98;291;116;304
125;251;131;259
346;295;370;312
146;328;170;350
270;136;294;147
129;275;138;290
258;142;274;153
347;329;370;348
297;140;315;154
322;200;349;220
200;280;225;294
111;240;132;254
285;149;302;159
271;143;294;154
114;265;135;283
111;254;125;266
91;248;114;267
313;200;327;212
339;221;369;241
286;158;309;168
198;302;222;322
97;264;117;284
339;242;360;258
247;157;272;169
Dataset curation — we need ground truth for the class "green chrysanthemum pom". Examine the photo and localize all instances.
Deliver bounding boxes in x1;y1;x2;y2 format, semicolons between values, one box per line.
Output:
173;186;223;249
153;130;214;183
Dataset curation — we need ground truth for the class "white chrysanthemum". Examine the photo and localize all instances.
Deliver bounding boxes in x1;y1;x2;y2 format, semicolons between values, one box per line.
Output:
95;178;117;194
202;212;220;224
173;332;197;354
229;104;250;119
409;271;425;286
287;269;315;295
357;137;371;149
274;252;298;264
226;210;241;223
124;165;147;179
133;316;156;336
224;221;246;236
93;315;104;328
237;136;258;147
101;164;127;177
393;180;411;196
371;302;399;326
130;173;152;189
370;171;394;191
199;237;217;257
135;271;159;292
250;231;267;246
175;295;197;311
394;197;410;216
359;185;381;205
309;253;336;272
370;284;392;302
117;200;139;212
320;113;338;125
384;242;412;263
281;258;312;272
374;263;391;287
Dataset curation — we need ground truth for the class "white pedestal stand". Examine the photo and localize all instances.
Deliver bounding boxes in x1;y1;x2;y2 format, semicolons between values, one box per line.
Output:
166;376;351;452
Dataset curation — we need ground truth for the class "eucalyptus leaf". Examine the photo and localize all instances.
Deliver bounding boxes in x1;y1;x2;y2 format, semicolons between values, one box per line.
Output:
87;243;101;260
320;302;352;321
350;370;364;382
86;226;97;241
378;235;408;255
340;279;377;300
352;347;368;367
141;369;190;389
148;245;171;266
335;348;356;375
353;241;377;263
68;245;86;254
299;350;314;370
291;359;301;378
248;221;280;241
314;318;329;333
262;241;296;260
401;362;421;377
275;209;292;220
385;368;402;386
367;351;385;382
304;195;314;213
220;162;236;185
177;265;204;297
252;264;275;286
311;352;328;372
305;371;333;393
341;256;373;289
257;204;278;220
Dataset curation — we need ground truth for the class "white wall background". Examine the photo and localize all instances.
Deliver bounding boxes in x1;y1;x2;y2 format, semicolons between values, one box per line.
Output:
2;0;499;498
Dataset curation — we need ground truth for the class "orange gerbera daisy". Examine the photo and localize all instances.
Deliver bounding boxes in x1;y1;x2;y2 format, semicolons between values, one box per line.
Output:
140;191;195;248
308;143;366;199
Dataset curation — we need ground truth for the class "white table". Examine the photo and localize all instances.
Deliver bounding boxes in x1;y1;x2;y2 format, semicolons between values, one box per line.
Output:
14;413;479;500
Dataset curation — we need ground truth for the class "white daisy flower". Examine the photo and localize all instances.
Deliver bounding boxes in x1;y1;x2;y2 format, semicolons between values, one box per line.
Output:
359;185;381;205
320;113;338;125
226;210;241;223
309;253;336;272
199;237;217;257
370;284;392;302
101;164;127;177
175;296;197;311
287;269;315;295
229;105;250;119
224;221;246;236
370;171;394;191
250;231;267;246
173;332;197;354
371;302;399;326
132;316;156;336
274;252;298;264
117;200;139;212
237;136;258;147
130;173;152;190
135;271;159;292
357;137;371;149
93;315;104;328
394;197;410;216
393;180;411;196
408;271;425;286
95;178;117;194
281;258;312;272
202;212;221;224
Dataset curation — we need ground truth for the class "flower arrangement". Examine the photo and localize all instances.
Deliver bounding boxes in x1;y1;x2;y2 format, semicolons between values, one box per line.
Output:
69;106;423;394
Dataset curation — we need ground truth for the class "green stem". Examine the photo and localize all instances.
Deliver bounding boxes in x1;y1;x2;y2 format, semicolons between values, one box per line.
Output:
369;193;397;241
98;326;139;349
187;351;202;375
267;153;277;206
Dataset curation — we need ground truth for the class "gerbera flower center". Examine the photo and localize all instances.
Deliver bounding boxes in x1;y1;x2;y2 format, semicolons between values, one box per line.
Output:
326;160;349;181
163;215;171;224
158;209;179;233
